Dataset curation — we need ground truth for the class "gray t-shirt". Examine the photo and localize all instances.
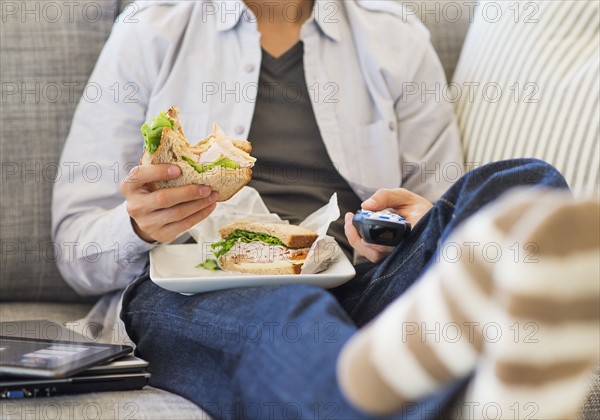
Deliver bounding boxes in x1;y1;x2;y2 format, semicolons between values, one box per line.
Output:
247;42;362;256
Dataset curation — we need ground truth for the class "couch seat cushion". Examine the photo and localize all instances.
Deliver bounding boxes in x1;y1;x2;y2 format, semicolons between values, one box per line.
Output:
0;302;93;325
0;386;208;420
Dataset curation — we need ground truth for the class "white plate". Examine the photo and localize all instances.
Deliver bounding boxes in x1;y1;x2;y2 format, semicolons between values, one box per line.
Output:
149;244;356;295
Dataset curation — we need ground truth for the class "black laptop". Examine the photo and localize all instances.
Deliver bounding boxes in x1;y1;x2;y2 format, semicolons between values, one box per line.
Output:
0;355;150;399
0;320;150;399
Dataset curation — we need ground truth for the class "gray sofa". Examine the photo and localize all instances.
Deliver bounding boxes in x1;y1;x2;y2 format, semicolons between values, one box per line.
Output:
1;1;598;419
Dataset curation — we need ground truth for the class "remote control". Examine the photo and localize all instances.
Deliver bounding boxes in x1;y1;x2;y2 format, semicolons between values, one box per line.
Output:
352;210;411;247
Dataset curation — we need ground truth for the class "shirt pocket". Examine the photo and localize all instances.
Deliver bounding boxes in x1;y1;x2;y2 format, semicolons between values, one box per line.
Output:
340;119;401;196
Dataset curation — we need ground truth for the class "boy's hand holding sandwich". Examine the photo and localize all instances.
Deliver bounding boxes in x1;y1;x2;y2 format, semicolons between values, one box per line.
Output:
121;163;218;244
121;107;256;244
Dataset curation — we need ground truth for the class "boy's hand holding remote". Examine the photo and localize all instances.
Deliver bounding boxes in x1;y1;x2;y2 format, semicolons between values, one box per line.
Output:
344;188;433;263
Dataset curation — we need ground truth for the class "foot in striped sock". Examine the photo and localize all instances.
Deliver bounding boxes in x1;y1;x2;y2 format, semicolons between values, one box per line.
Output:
336;189;600;418
464;192;600;419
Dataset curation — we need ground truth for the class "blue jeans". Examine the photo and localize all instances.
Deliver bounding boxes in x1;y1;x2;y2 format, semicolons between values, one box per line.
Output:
121;159;568;420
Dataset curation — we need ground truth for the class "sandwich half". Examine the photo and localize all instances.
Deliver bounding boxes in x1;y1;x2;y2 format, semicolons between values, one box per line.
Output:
140;106;256;202
211;221;319;275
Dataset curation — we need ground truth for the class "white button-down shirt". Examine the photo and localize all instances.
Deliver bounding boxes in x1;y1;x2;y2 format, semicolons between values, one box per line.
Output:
52;0;463;297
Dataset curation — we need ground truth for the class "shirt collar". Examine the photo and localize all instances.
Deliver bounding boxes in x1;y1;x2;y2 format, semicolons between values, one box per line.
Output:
208;0;246;32
310;0;341;42
209;0;341;42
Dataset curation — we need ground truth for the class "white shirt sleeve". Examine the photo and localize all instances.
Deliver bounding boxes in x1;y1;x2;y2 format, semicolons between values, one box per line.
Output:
51;16;161;296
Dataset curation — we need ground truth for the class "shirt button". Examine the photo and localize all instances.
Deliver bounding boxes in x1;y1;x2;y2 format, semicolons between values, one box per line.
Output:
244;64;256;73
389;122;396;131
235;126;245;135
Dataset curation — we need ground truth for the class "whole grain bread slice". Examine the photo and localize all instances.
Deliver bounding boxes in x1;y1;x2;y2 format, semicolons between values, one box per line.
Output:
219;221;318;249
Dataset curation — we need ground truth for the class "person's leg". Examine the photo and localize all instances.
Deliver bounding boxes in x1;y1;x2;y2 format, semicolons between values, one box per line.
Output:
343;158;569;326
121;280;355;419
337;189;600;418
121;278;466;419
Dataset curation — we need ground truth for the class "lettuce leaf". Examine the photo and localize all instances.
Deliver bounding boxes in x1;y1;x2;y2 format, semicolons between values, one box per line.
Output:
182;156;238;173
196;259;222;271
211;230;286;258
141;111;174;153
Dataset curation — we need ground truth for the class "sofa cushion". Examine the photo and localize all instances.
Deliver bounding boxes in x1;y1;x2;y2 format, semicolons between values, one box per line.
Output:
413;0;472;82
453;1;599;198
0;302;92;324
0;1;118;302
582;364;600;420
0;386;208;420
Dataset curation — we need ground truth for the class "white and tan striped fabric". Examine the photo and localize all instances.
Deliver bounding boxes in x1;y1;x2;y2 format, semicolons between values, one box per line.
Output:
337;189;600;418
453;1;599;198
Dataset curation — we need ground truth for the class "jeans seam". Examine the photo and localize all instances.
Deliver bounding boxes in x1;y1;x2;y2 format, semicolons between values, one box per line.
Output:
123;309;244;355
439;197;456;209
124;308;245;328
370;242;424;285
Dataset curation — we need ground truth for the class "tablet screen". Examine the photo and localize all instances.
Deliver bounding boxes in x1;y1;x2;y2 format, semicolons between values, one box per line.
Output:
0;337;132;378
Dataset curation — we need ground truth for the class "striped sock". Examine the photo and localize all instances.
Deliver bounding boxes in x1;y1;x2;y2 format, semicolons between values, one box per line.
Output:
337;189;600;417
464;194;600;419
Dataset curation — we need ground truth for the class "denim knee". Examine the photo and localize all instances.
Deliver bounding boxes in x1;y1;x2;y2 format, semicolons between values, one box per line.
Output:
467;158;569;191
249;283;353;326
